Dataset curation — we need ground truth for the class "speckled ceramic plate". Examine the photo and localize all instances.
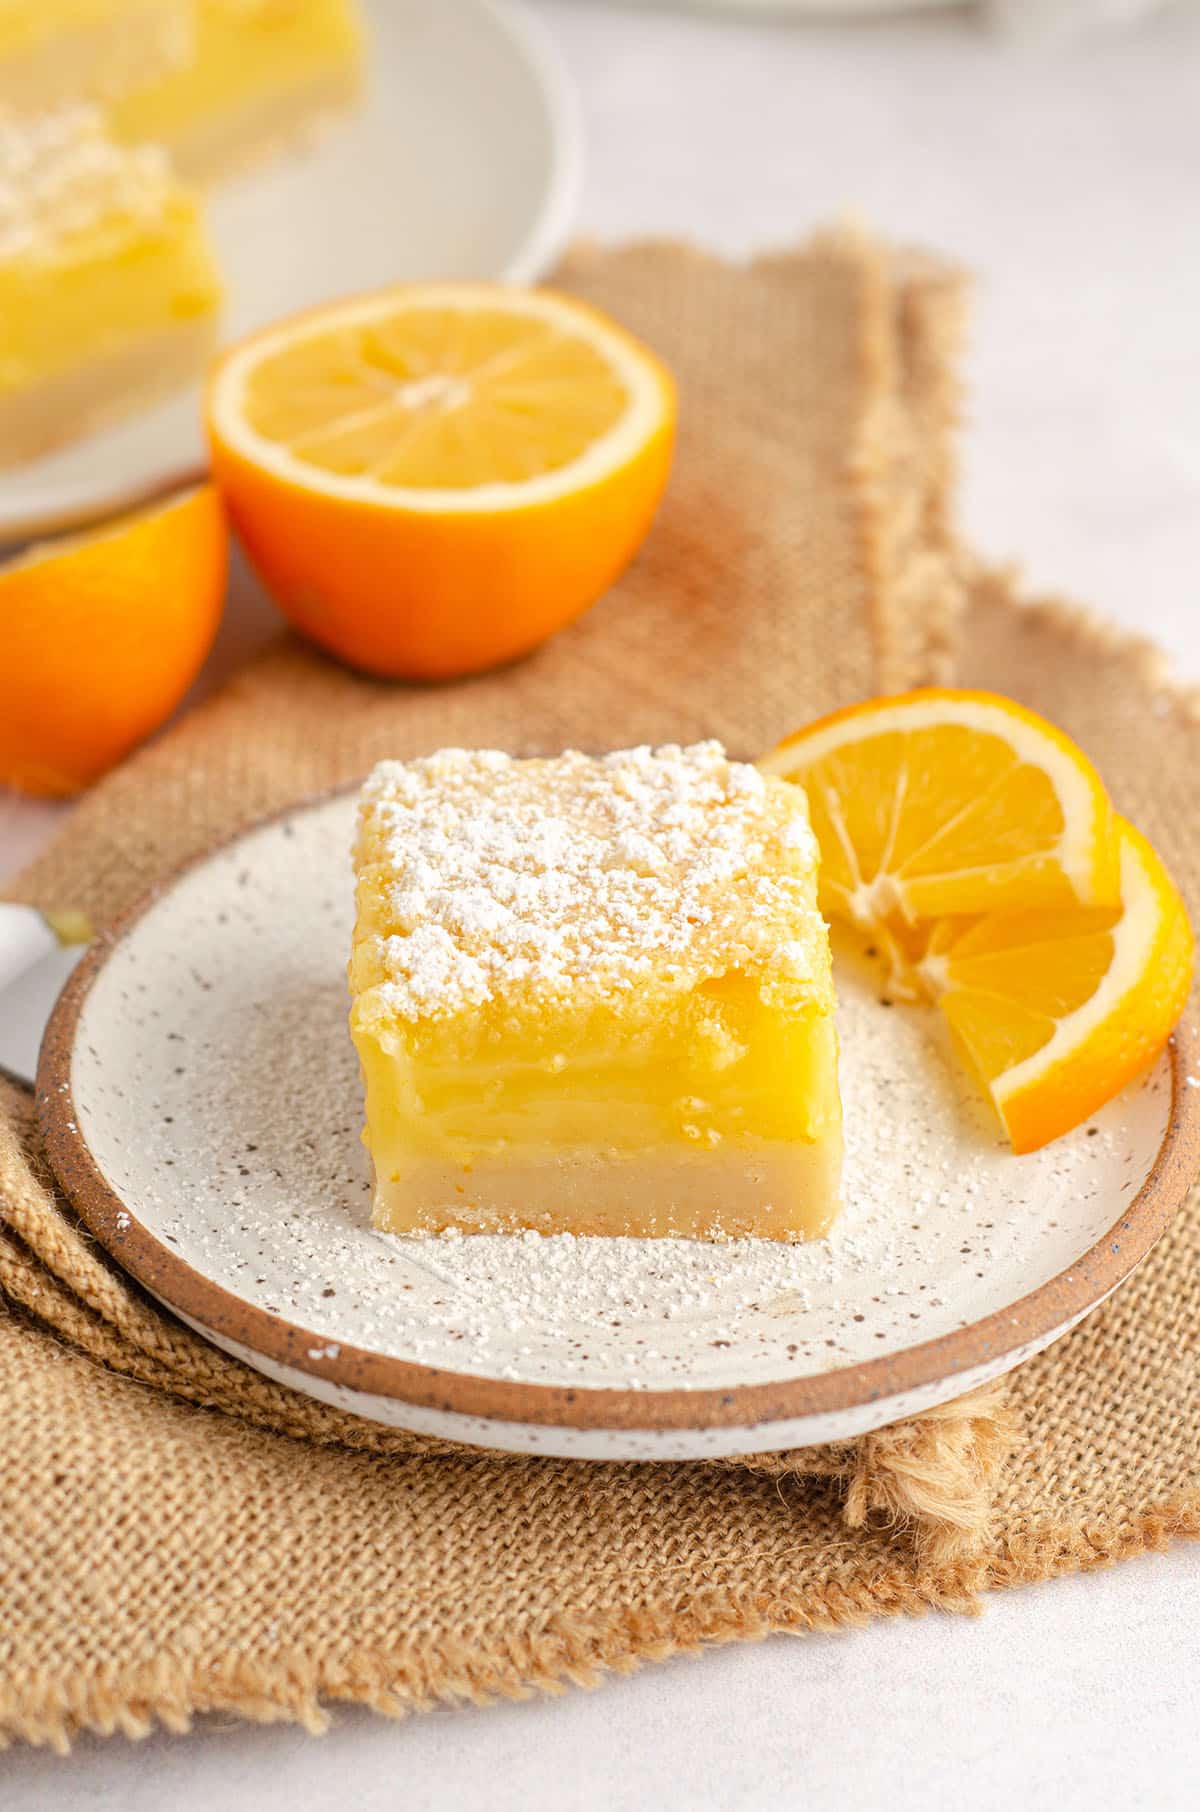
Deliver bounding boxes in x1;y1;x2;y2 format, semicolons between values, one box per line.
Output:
38;791;1200;1460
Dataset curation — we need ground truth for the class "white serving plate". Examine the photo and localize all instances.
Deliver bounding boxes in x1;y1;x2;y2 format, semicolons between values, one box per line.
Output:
37;789;1200;1460
0;0;581;544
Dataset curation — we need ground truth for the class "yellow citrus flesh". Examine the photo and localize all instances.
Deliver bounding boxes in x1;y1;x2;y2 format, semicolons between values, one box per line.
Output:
760;689;1120;926
205;284;676;679
761;692;1193;1151
238;304;632;486
929;821;1193;1153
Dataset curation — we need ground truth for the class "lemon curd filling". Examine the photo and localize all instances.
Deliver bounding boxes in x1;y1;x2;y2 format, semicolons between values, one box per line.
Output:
0;106;221;467
349;744;843;1241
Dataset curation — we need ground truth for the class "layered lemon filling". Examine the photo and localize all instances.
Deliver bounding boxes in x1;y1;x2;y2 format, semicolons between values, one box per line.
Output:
0;106;221;465
350;744;843;1241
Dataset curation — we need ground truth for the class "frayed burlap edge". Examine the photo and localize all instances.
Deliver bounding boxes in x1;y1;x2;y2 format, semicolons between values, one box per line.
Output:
542;226;970;697
0;1563;988;1753
740;1379;1021;1567
965;556;1200;724
852;237;969;692
5;1490;1197;1756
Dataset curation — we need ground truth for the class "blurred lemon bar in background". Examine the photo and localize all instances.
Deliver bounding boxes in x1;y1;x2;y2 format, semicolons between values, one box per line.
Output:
349;744;843;1242
0;2;364;184
0;3;363;466
0;2;192;115
109;0;365;184
0;106;221;467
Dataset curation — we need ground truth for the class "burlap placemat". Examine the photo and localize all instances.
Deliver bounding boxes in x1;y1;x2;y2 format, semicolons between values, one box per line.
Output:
1;235;1196;1752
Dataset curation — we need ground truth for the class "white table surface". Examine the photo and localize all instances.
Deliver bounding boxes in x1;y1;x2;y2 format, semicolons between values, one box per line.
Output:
5;2;1200;1804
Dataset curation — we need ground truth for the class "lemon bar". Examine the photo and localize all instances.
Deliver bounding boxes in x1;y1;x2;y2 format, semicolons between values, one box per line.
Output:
0;2;364;186
109;0;365;184
0;2;191;116
349;744;843;1242
0;106;221;468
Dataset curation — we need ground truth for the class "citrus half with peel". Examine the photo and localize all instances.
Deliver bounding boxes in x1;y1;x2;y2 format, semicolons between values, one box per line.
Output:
206;284;676;680
0;484;227;797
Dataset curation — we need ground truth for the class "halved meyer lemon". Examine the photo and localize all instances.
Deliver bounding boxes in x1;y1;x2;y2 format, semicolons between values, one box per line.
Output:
761;690;1193;1151
919;822;1193;1152
205;284;676;679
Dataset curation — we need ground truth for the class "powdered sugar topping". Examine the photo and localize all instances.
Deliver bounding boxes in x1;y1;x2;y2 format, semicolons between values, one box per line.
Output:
0;106;175;263
353;742;827;1021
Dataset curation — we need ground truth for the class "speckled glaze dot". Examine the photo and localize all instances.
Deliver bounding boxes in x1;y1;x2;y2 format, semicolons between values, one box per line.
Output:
37;790;1200;1461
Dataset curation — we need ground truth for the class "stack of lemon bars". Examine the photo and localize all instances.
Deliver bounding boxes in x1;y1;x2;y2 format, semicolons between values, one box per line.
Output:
0;0;363;466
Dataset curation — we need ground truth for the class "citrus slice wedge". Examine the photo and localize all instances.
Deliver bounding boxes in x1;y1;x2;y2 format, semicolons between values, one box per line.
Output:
760;690;1120;929
761;693;1192;1152
924;820;1193;1152
205;284;676;679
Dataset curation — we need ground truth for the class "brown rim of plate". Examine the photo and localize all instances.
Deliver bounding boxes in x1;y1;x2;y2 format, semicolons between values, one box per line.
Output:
36;785;1200;1435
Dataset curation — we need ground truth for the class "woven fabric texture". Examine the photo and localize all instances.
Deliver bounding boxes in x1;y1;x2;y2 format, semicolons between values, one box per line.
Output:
1;236;1196;1753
